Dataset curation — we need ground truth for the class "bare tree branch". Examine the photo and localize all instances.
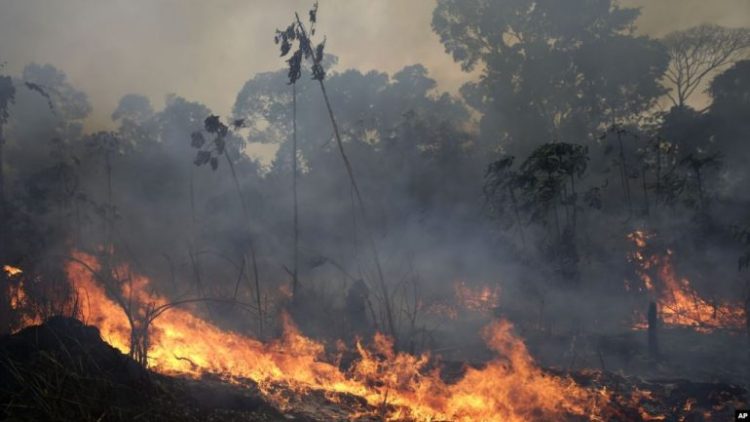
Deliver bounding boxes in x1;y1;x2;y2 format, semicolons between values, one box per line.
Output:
662;24;750;108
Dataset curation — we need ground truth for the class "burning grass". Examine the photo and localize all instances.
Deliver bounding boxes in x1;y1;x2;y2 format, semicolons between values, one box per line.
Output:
60;251;611;421
2;250;748;420
627;230;745;333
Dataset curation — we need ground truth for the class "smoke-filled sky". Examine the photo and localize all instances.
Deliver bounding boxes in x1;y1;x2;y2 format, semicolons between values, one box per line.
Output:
0;0;748;131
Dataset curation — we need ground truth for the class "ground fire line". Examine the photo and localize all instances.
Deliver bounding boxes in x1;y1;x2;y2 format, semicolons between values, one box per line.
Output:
58;250;614;421
4;249;747;421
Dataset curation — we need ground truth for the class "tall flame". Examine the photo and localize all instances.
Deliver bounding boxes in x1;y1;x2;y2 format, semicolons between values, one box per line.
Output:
63;251;607;420
627;230;745;333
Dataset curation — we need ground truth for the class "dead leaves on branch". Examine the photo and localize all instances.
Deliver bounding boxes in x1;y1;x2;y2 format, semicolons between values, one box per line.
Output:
274;2;327;84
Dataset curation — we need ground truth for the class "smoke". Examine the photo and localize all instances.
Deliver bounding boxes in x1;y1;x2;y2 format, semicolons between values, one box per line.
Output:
0;0;745;131
1;0;749;386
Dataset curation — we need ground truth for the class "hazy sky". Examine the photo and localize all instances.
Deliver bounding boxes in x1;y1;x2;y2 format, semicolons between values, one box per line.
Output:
0;0;748;131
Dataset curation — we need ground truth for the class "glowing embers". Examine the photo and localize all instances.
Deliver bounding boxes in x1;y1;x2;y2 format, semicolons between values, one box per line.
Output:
424;280;500;320
3;264;24;311
4;264;44;329
65;251;607;421
627;230;744;333
453;280;500;314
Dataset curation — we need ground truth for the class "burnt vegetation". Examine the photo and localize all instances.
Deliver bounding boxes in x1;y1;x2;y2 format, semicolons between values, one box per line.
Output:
1;1;750;420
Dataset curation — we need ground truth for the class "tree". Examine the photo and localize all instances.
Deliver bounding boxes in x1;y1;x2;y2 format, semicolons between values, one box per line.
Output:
732;224;750;344
662;24;750;109
518;143;588;237
277;31;303;303
485;142;589;281
0;74;15;217
275;3;402;339
0;68;57;334
0;73;16;334
111;94;156;146
432;0;667;156
703;60;750;201
679;152;721;212
190;115;265;336
85;132;126;262
14;64;91;143
710;60;750;113
484;156;526;247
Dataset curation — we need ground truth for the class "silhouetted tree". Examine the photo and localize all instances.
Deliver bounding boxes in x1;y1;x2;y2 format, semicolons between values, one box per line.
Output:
190;115;264;336
275;3;401;339
486;142;589;281
0;68;57;334
433;0;667;156
663;25;750;108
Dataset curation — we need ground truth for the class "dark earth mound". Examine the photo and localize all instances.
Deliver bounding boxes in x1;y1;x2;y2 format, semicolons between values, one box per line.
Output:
0;317;283;421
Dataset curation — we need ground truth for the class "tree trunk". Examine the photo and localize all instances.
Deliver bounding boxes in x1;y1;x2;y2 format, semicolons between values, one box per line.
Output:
0;125;10;335
251;247;263;338
695;167;705;211
745;289;750;385
222;149;263;325
561;182;571;228
291;82;300;301
617;129;633;217
317;79;397;342
648;301;659;360
105;149;112;248
655;142;661;204
508;185;526;249
549;173;562;241
642;166;650;216
291;13;396;341
569;173;577;232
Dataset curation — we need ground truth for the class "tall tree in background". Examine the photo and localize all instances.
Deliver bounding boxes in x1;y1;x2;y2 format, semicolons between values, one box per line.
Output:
432;0;667;156
705;60;750;199
0;73;16;334
663;25;750;109
486;143;590;281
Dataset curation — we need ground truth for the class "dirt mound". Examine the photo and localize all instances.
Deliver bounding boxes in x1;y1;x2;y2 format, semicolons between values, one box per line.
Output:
0;317;281;421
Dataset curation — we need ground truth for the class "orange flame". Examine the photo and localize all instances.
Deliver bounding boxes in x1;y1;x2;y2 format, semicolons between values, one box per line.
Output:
3;265;22;277
627;230;744;333
4;265;43;329
61;251;607;420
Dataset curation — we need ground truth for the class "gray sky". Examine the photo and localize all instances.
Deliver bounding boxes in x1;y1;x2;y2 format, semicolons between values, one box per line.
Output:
0;0;748;131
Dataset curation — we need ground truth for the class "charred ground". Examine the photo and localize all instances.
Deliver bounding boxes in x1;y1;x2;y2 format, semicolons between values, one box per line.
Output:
1;317;746;421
